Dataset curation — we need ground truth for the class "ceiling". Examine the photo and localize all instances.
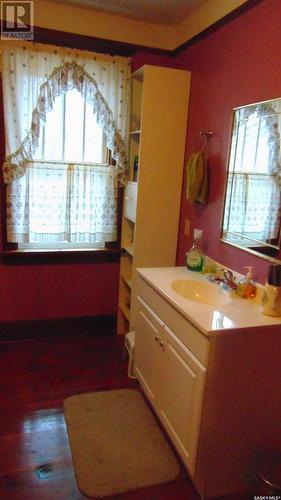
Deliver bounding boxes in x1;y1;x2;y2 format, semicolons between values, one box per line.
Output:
49;0;209;26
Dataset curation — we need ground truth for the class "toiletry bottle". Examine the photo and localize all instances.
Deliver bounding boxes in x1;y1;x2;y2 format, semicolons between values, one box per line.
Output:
236;266;256;299
261;264;281;316
202;256;217;275
185;229;204;272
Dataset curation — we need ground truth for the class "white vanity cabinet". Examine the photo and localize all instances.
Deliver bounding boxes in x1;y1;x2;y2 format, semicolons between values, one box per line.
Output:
135;297;165;406
134;268;281;499
160;323;206;476
135;282;208;478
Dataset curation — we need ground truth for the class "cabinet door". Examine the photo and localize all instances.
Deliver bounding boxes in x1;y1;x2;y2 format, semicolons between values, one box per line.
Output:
159;325;206;477
134;297;164;407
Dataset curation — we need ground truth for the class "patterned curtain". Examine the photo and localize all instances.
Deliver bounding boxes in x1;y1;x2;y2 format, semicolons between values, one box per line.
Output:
1;41;131;185
224;172;280;241
1;41;131;245
6;162;117;245
224;100;281;243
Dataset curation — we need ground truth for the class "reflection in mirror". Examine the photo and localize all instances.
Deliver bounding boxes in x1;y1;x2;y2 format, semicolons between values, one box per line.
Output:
222;98;281;259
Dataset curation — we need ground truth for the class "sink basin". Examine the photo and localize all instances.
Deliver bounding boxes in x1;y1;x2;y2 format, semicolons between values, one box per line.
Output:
171;279;231;306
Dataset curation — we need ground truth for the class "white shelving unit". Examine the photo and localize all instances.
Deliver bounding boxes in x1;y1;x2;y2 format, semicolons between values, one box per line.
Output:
117;64;191;334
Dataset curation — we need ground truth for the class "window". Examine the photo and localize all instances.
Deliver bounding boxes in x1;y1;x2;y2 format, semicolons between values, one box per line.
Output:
222;98;281;257
35;89;106;164
7;88;117;249
13;88;115;250
1;42;131;251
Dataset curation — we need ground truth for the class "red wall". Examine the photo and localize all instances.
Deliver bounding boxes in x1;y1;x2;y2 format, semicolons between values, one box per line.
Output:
132;51;177;72
1;0;280;323
0;50;119;323
0;261;119;322
175;0;281;284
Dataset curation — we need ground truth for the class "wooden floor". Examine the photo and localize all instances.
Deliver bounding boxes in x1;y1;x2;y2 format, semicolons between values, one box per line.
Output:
0;329;249;500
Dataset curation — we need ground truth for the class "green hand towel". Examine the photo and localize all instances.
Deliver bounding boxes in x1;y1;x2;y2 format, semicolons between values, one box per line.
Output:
196;156;208;204
186;151;208;204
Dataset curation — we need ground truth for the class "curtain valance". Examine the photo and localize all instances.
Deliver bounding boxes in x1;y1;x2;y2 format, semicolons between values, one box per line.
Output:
1;41;131;184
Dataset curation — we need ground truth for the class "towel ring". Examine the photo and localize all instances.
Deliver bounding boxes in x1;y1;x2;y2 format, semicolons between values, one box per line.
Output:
193;131;213;153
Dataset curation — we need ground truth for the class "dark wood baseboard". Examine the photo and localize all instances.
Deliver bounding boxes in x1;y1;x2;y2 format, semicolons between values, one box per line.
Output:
0;314;117;341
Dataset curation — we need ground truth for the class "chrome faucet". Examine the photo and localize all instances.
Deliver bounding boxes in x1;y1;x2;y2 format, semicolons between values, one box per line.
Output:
221;269;238;290
207;269;238;291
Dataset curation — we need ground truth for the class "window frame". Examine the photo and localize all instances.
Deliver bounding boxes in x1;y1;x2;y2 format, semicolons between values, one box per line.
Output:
0;72;123;261
221;97;281;262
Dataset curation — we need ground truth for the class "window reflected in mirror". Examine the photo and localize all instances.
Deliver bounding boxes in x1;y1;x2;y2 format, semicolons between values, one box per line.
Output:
222;98;281;259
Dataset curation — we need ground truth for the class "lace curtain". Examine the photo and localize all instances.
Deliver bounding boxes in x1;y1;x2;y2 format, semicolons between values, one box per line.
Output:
6;162;117;244
1;41;131;184
1;41;131;245
225;100;281;243
225;173;280;241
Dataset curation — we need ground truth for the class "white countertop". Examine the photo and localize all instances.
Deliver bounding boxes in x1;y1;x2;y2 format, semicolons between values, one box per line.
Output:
137;267;281;335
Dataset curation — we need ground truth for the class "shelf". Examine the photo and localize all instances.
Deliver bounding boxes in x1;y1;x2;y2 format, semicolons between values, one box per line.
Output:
121;274;132;289
119;302;130;321
124;215;136;224
122;244;134;257
118;65;190;336
133;67;144;82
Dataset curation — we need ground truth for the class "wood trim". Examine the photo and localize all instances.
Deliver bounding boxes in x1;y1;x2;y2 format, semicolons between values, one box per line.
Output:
173;0;264;56
34;0;264;57
0;314;117;341
33;26;171;57
0;248;120;265
0;78;7;253
0;77;21;252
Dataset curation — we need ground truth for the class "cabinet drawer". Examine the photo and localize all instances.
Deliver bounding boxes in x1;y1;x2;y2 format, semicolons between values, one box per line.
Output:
124;182;137;222
137;275;209;366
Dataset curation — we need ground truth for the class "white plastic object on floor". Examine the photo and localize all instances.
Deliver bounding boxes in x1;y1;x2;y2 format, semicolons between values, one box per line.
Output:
124;330;137;379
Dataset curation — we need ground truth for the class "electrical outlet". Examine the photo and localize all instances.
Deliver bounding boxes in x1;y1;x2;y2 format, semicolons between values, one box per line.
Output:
184;219;190;236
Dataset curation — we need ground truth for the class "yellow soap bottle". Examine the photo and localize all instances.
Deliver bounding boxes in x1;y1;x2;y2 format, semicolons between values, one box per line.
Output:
236;266;257;299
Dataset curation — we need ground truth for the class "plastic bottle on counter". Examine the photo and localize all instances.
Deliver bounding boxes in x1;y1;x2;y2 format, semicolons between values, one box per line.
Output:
261;264;281;316
236;266;257;299
185;229;204;272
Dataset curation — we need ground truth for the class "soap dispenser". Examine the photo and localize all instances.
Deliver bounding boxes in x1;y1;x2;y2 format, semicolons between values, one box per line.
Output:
236;266;257;299
185;229;204;272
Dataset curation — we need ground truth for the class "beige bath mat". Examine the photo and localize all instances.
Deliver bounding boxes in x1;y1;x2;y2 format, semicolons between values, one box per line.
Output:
64;388;180;497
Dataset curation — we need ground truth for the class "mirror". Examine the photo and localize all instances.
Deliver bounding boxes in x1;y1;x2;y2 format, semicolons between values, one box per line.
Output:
222;98;281;260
